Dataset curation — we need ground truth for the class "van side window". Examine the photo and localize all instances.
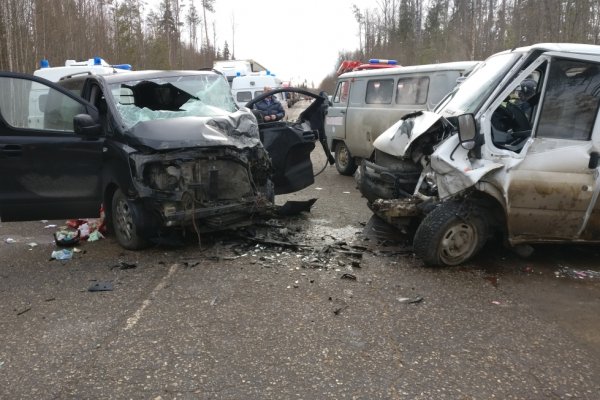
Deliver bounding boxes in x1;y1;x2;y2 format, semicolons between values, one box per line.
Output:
366;79;393;104
396;77;429;105
333;81;350;104
236;91;252;103
537;58;600;141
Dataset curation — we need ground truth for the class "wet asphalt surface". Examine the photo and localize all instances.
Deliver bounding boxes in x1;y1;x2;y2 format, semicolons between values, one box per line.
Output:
1;102;600;399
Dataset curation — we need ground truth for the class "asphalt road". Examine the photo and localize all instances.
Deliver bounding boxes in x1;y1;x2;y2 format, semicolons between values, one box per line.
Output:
1;102;599;399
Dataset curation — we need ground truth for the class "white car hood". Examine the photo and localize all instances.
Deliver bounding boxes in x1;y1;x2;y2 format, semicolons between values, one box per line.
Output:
373;111;443;157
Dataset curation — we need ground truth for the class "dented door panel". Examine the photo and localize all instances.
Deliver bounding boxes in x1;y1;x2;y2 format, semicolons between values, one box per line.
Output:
506;140;595;240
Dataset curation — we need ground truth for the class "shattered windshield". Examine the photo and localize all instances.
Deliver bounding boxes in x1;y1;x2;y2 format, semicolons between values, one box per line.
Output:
437;52;521;116
109;74;237;129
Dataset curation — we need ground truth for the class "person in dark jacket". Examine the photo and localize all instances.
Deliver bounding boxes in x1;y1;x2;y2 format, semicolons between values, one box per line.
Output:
254;86;285;122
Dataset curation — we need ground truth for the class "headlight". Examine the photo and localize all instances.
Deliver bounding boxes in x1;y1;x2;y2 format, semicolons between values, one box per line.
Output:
143;163;181;191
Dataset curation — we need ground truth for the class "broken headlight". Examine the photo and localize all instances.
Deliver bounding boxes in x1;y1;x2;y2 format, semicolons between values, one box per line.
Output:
144;163;181;191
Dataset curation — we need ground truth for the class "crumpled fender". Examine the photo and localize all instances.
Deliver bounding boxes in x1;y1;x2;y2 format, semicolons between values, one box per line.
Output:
430;135;504;198
373;111;443;157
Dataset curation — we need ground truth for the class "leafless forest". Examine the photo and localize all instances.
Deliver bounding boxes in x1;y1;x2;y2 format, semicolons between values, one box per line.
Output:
0;0;229;73
1;0;600;90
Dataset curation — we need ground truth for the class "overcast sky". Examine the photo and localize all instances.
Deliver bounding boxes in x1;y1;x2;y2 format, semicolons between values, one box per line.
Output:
147;0;374;85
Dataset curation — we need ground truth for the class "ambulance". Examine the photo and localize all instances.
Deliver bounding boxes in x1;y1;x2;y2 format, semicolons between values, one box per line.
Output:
231;72;286;109
29;57;131;129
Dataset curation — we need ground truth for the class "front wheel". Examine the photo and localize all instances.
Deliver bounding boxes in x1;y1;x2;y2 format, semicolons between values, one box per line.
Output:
413;202;488;267
111;189;150;250
334;142;357;176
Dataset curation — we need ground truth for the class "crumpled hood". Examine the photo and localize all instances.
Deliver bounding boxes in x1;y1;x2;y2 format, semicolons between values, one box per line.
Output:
124;111;262;150
373;111;443;157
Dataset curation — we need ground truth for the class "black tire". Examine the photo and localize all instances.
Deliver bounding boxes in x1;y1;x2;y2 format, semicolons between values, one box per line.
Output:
413;202;488;267
334;142;357;176
111;189;150;250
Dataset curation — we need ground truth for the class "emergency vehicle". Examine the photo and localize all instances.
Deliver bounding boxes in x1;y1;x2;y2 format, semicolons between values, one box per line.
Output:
231;72;286;109
29;57;131;129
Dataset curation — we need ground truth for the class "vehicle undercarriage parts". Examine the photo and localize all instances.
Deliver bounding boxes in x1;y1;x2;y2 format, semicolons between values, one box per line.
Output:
277;198;318;216
357;159;422;203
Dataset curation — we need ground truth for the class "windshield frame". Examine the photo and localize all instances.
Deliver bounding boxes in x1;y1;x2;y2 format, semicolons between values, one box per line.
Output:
436;52;523;117
107;73;238;130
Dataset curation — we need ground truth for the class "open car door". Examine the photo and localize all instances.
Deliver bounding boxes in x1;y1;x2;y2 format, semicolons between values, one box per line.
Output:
246;88;334;195
0;72;103;221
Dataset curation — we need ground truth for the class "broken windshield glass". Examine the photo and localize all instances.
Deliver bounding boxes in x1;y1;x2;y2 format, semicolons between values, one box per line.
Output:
109;74;238;129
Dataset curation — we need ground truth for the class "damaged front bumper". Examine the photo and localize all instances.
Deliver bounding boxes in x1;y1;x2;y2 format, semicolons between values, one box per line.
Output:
356;157;422;203
129;146;274;230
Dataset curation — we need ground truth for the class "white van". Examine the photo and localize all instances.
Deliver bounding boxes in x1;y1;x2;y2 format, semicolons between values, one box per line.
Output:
325;61;480;175
30;57;131;129
213;59;268;85
231;73;286;109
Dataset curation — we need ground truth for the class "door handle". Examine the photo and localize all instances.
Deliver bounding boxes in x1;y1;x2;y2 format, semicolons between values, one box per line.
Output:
0;144;22;157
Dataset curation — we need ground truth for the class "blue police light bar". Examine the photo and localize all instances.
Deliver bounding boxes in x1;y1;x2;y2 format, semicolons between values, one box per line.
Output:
113;64;132;70
40;59;50;68
94;57;102;66
369;59;398;65
266;70;271;76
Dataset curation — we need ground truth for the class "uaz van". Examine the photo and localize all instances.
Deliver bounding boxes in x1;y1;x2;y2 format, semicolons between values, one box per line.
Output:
325;61;480;175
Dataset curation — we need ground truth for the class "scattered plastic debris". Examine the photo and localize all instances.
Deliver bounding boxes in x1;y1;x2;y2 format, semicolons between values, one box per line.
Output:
51;249;74;260
492;301;502;305
44;224;57;229
27;242;38;248
54;230;80;246
88;231;105;242
555;266;600;279
4;238;16;244
340;273;357;281
397;296;423;304
88;282;113;292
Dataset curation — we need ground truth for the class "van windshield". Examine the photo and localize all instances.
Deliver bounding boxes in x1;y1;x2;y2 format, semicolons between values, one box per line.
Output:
437;52;521;116
109;74;237;129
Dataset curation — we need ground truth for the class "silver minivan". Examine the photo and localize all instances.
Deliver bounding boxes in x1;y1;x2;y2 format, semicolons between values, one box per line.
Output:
325;61;480;175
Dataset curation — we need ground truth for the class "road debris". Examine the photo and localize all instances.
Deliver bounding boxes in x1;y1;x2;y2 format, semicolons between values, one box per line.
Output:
88;282;113;292
16;306;31;316
111;261;137;270
4;238;16;244
555;266;600;279
340;273;357;281
277;198;318;216
51;249;73;261
397;296;423;304
54;230;80;246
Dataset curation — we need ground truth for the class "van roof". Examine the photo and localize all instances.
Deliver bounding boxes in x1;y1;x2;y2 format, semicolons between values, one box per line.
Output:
497;43;600;57
231;74;283;90
338;61;481;79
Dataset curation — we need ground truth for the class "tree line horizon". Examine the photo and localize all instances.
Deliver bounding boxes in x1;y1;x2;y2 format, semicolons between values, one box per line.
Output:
1;0;599;93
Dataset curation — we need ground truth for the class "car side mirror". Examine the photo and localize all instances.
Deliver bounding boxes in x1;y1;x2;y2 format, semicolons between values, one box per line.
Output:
74;114;101;138
589;151;599;169
457;113;477;150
